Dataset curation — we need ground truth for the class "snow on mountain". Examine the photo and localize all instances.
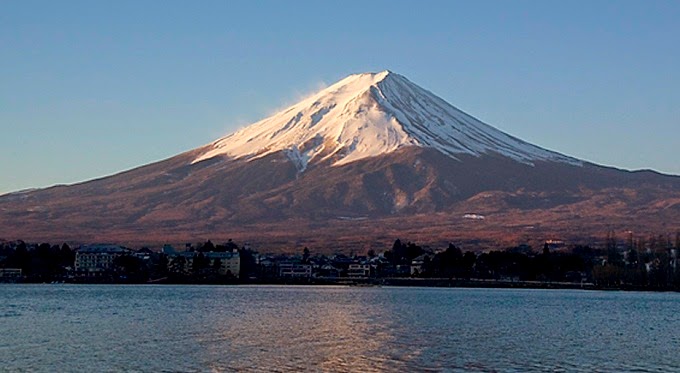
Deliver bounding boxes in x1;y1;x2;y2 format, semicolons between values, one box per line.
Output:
193;70;581;169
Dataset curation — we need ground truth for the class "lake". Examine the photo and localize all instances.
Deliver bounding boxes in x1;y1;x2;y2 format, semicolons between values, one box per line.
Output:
0;285;679;372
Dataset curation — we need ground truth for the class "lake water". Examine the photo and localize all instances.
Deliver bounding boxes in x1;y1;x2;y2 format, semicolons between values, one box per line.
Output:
1;285;679;372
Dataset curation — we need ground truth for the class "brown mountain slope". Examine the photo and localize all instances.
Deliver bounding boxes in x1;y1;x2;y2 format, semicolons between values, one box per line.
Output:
1;147;678;251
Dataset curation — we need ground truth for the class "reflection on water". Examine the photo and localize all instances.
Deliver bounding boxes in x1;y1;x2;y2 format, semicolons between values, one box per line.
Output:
0;285;679;372
195;286;401;372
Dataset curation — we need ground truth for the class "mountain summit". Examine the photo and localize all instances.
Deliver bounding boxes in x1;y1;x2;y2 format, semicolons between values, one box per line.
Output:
1;71;679;250
193;71;579;170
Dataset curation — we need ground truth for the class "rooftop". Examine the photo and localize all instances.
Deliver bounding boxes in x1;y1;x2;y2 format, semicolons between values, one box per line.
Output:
77;244;130;254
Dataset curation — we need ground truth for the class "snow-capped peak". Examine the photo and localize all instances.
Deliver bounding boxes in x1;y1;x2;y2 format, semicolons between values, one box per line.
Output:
192;70;580;170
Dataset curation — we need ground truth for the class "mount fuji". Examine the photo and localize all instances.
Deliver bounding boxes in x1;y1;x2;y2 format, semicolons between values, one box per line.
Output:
193;71;579;169
1;71;679;250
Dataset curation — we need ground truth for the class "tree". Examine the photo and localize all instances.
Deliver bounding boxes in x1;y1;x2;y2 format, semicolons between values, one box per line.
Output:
302;247;310;264
11;241;31;275
169;256;187;274
392;239;402;252
649;235;658;253
212;258;223;274
627;232;634;251
155;254;169;277
627;248;639;268
238;248;257;280
421;255;431;277
114;255;147;281
461;251;476;279
215;239;239;253
405;242;424;262
201;240;215;252
59;243;74;268
606;231;623;266
31;243;56;280
192;253;209;273
435;244;463;278
385;239;405;265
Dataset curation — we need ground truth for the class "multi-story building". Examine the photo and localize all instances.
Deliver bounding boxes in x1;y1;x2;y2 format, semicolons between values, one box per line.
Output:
166;249;241;277
205;251;240;277
74;244;130;276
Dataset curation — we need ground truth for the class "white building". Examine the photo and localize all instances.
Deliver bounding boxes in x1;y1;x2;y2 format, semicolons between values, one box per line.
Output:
411;254;429;276
205;251;240;277
347;264;371;278
74;244;131;276
279;262;312;278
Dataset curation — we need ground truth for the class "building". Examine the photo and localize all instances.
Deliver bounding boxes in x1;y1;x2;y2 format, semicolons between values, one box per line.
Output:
317;264;340;278
205;251;240;277
166;249;240;277
279;262;312;278
0;268;22;282
74;244;131;276
411;254;429;276
347;263;371;278
166;251;196;275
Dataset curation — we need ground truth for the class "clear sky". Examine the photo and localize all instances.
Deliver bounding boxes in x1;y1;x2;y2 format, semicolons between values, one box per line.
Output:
2;0;679;194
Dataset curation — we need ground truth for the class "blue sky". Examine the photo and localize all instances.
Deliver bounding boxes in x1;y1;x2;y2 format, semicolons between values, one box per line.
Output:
2;0;679;194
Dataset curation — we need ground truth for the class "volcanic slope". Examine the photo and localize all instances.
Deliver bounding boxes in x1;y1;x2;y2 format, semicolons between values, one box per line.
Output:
1;71;679;249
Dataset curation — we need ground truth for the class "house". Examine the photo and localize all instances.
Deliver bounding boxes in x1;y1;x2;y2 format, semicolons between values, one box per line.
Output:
317;264;340;278
410;254;430;276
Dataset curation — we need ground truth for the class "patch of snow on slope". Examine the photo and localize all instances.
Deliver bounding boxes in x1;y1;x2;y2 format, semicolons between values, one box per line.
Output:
283;146;312;172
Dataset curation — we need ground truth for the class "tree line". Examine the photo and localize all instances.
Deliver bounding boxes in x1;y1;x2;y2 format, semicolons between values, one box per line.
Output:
2;231;680;290
382;233;680;290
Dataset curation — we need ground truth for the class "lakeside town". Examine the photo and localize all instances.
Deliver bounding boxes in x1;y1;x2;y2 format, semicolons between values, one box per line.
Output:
1;232;680;291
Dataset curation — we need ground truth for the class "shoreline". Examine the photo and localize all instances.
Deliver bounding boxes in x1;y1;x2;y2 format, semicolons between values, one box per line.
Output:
5;277;678;292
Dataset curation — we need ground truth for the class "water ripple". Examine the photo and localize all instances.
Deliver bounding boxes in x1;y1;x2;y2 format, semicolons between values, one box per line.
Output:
0;285;679;372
